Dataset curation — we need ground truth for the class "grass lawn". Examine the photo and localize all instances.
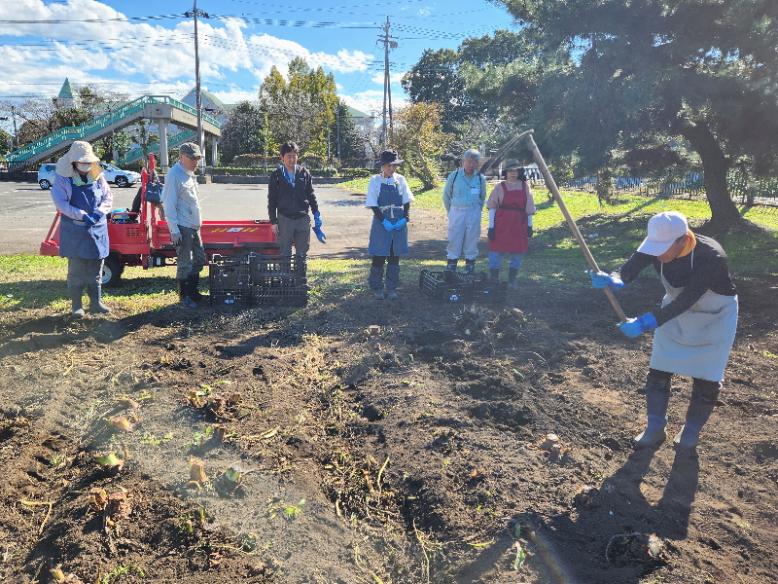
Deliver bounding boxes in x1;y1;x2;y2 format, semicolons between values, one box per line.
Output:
2;180;776;317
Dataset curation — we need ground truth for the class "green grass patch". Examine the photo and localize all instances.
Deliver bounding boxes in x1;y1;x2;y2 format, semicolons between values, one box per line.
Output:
2;188;776;316
0;255;179;313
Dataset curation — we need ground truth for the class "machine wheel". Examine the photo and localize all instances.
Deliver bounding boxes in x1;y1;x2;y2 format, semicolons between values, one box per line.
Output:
115;176;129;188
101;256;125;287
39;179;51;190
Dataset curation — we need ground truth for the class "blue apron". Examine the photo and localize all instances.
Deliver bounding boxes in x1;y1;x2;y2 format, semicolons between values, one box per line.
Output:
59;178;109;260
368;180;408;256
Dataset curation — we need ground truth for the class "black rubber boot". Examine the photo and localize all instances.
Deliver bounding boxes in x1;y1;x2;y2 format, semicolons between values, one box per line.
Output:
634;370;672;449
178;279;197;308
508;267;519;290
674;379;721;450
188;272;206;302
445;259;458;283
69;288;85;319
87;284;111;314
489;268;500;282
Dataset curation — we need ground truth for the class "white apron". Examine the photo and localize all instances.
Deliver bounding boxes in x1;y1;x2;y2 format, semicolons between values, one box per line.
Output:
650;251;738;382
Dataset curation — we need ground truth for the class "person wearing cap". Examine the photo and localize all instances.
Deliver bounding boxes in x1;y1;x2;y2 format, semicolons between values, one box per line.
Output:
267;141;324;259
161;142;206;308
485;161;536;289
365;149;414;299
50;140;113;318
442;149;486;276
590;211;738;450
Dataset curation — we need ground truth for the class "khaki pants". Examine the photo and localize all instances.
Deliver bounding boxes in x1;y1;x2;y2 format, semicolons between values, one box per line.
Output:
175;226;206;280
277;214;310;257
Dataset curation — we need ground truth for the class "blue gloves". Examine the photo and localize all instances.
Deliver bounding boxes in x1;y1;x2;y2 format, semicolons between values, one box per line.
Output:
313;225;326;244
83;212;102;226
618;312;658;338
381;217;408;231
313;212;323;229
588;270;624;289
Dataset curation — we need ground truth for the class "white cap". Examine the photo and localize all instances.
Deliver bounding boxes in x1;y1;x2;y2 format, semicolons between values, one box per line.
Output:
637;211;689;256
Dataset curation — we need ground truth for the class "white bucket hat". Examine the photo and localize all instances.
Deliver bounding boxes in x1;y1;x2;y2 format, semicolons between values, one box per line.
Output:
55;141;101;178
637;211;689;256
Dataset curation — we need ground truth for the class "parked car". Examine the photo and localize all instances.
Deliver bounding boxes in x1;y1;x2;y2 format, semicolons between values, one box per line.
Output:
100;162;141;188
37;163;56;189
37;162;141;190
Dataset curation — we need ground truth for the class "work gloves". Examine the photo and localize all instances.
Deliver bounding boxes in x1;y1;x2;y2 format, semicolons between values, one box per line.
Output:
170;232;182;246
311;212;326;243
82;212;103;226
618;312;658;338
382;218;408;232
527;225;533;238
487;227;495;241
588;270;624;289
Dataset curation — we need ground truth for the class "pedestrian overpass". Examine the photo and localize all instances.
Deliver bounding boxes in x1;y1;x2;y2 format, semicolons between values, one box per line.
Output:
6;95;221;172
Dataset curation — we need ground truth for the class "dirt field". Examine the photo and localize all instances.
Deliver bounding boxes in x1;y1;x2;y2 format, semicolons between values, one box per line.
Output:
1;215;777;583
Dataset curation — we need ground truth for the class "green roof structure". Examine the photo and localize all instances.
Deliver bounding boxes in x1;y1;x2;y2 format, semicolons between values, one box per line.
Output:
57;78;75;100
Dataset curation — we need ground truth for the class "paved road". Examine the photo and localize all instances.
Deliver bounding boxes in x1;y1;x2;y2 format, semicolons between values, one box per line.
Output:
0;180;447;258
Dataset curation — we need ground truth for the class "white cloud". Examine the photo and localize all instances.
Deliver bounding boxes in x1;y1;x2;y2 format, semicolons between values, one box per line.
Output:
370;71;406;85
340;89;408;119
0;0;376;105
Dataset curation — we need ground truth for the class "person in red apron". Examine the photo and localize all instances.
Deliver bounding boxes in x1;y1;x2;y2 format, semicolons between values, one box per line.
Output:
486;161;536;289
590;211;738;450
50;141;113;318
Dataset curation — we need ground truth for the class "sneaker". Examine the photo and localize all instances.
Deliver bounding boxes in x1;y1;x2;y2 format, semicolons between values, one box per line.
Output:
374;290;385;300
71;307;85;319
386;290;399;300
508;280;519;290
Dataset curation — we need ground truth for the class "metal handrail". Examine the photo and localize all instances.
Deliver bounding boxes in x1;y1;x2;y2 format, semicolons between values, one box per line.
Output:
7;95;221;163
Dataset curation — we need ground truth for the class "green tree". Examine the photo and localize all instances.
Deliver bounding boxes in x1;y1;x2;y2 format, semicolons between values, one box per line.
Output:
259;59;339;159
219;101;266;164
0;129;13;155
330;102;368;164
392;102;452;190
501;0;778;225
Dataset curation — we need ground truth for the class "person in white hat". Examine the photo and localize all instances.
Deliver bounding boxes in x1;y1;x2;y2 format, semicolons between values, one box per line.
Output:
50;140;113;317
589;211;738;450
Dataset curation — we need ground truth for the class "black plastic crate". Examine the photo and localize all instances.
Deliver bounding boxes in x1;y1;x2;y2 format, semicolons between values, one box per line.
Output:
251;286;308;307
211;289;251;307
248;254;306;280
209;263;250;290
419;269;506;304
248;253;308;307
419;269;474;303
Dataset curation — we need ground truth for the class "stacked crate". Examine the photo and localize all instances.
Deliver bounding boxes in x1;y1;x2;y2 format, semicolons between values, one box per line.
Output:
248;254;308;307
208;254;308;308
209;255;251;307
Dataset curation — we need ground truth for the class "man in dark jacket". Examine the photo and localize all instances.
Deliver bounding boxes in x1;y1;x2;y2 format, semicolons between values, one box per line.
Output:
267;142;323;257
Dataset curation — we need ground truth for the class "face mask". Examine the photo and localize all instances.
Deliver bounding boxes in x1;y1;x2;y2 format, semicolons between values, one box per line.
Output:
76;163;93;173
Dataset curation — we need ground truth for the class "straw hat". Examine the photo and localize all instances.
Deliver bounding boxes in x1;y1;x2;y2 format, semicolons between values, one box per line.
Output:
55;141;101;178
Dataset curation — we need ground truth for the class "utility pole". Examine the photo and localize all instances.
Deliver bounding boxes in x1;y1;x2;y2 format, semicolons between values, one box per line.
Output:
377;17;398;147
185;0;209;171
336;105;341;161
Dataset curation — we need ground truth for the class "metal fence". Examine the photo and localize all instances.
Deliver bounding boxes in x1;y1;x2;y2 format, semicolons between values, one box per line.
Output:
562;171;778;208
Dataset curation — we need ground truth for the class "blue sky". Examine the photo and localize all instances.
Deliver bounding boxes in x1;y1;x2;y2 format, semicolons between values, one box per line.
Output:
0;0;516;125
